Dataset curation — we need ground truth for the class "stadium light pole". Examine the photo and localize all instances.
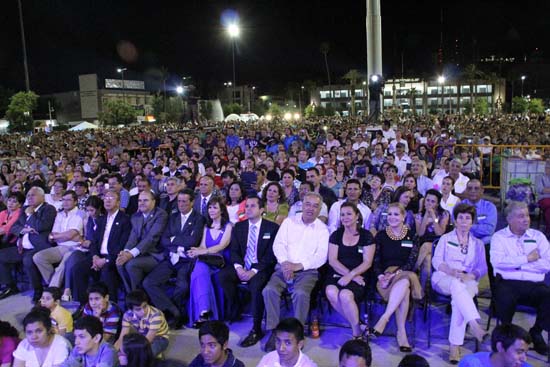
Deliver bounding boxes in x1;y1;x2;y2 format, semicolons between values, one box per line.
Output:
117;67;127;103
438;75;446;114
227;23;240;105
521;75;526;97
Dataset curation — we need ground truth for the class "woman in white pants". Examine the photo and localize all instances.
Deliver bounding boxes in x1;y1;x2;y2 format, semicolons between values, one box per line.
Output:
431;203;488;364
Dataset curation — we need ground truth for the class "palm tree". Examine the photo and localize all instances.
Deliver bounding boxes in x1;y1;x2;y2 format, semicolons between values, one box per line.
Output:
160;66;169;115
320;43;333;105
343;69;360;116
462;64;485;114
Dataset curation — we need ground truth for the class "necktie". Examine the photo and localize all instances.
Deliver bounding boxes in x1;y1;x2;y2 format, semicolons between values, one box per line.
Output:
180;215;187;231
244;224;257;270
201;198;207;216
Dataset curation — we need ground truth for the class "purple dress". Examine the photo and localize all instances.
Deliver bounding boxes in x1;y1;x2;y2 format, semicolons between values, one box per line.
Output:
188;224;230;323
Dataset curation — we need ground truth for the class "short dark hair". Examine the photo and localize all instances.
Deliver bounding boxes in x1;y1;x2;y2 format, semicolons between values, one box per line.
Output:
23;306;52;331
8;191;25;205
125;289;149;309
87;282;109;298
306;167;320;176
246;195;263;208
397;354;430;367
109;173;123;184
453;203;477;222
339;339;372;366
74;316;104;341
299;181;314;191
491;323;531;352
74;180;89;189
43;286;62;301
63;190;78;202
122;333;154;367
179;188;196;202
198;320;229;346
274;317;304;341
221;171;236;180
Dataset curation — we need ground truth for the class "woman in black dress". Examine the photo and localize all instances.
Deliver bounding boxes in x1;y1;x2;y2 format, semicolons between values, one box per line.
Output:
371;203;423;352
325;202;375;339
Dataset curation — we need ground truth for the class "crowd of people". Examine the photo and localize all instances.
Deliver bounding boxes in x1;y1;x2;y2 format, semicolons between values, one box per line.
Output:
0;112;548;366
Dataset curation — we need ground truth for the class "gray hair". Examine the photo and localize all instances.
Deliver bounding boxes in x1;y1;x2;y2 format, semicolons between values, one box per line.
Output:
505;201;528;219
450;158;463;169
28;186;45;197
165;176;180;185
303;191;323;205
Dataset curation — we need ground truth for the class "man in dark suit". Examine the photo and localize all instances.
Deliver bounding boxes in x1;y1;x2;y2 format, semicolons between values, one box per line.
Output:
116;191;168;292
65;189;131;303
218;196;279;347
193;175;218;218
125;175;152;216
157;177;180;216
0;187;57;301
143;188;205;329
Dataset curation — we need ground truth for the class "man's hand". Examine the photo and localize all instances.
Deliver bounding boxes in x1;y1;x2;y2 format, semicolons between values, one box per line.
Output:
527;248;541;263
116;251;133;266
21;225;37;235
80;240;91;249
457;272;476;282
281;261;294;282
92;255;107;271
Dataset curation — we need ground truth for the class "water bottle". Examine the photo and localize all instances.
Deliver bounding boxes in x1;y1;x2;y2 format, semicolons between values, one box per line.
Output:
310;314;320;338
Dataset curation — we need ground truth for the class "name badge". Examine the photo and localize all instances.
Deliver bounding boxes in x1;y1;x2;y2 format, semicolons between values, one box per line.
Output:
358;247;363;254
524;239;536;244
401;240;413;248
447;241;459;248
263;233;271;239
382;212;388;217
478;215;487;220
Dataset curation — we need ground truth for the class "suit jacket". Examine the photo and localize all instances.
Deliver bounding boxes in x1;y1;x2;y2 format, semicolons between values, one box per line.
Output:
192;191;222;216
90;211;132;262
230;219;279;273
158;196;178;216
126;195;139;217
124;207;168;256
160;209;205;258
10;203;57;251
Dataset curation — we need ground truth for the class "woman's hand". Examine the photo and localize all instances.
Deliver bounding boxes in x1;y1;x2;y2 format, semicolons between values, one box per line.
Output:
352;276;365;286
186;247;207;258
337;274;353;287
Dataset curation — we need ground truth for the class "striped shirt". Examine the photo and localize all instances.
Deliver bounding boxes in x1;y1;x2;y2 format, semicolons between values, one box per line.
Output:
122;305;169;339
83;302;121;336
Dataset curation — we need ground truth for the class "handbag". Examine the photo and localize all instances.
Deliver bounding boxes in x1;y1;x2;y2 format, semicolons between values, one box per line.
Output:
198;253;225;269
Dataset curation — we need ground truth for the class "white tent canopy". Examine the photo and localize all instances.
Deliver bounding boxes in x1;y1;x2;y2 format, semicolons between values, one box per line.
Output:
68;121;99;131
224;113;240;122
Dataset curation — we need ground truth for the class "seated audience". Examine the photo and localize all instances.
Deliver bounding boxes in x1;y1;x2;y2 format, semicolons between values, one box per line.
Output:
339;339;372;367
0;320;19;367
81;282;122;344
39;287;73;336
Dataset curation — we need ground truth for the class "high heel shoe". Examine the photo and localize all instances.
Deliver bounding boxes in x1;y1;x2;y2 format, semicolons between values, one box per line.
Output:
449;344;461;364
369;316;389;338
396;331;412;353
192;310;213;329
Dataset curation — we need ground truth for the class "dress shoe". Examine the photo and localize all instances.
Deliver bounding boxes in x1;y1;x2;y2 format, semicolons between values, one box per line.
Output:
240;329;264;348
168;316;186;330
0;287;19;300
530;329;549;356
192;310;213;329
368;328;382;338
397;330;413;353
449;345;461;365
264;331;277;352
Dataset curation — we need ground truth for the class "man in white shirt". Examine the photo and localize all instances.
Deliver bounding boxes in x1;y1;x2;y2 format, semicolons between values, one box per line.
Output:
289;182;328;223
262;192;329;352
328;179;371;234
352;135;370;151
434;159;470;198
388;130;409;154
490;201;550;356
33;190;84;288
410;161;434;196
394;143;412;177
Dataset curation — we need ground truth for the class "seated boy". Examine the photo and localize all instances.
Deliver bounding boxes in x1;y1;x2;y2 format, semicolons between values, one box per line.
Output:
339;339;372;367
61;316;118;367
114;289;169;357
189;320;244;367
40;286;73;336
81;282;121;343
257;318;317;367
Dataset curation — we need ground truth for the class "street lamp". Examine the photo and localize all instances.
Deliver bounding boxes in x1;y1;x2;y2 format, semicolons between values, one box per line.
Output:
226;22;240;105
437;75;446;113
117;67;127;103
176;86;184;95
521;75;526;97
299;86;304;113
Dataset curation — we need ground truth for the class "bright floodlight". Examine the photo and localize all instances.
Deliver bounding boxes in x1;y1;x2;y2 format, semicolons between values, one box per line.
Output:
176;86;184;94
284;112;292;120
117;67;126;73
293;113;301;120
437;75;446;84
265;114;273;121
521;75;526;81
370;75;379;83
227;23;240;38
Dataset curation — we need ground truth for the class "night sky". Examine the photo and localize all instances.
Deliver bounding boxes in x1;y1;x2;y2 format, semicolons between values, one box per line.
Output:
1;0;548;96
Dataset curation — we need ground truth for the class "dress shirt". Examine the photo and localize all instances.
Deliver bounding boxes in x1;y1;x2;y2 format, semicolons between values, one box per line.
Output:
441;193;460;217
415;175;434;196
100;210;119;255
120;189;130;209
432;230;487;280
395;154;412;176
461;199;497;244
234;219;262;272
257;350;318;367
490;226;550;282
327;199;372;234
52;207;84;247
453;173;470;194
273;216;329;271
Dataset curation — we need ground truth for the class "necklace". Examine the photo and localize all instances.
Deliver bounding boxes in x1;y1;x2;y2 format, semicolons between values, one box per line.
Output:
457;231;469;255
386;225;408;241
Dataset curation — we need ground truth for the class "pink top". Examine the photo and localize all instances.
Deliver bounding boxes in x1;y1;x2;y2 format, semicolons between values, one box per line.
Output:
0;336;20;363
0;208;21;243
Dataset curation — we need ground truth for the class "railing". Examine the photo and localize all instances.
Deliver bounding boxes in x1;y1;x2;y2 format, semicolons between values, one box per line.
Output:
431;144;550;190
